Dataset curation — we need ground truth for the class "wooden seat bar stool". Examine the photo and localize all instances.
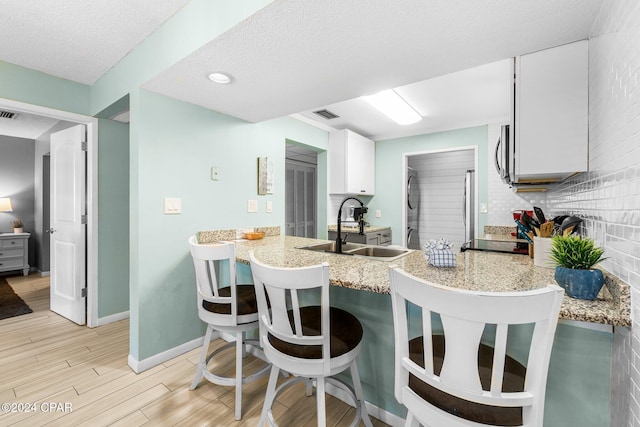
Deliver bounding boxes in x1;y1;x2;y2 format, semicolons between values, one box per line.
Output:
249;252;374;427
188;236;270;420
389;266;564;427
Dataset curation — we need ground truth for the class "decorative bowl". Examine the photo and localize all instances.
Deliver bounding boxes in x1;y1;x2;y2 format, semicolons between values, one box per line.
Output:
244;231;265;240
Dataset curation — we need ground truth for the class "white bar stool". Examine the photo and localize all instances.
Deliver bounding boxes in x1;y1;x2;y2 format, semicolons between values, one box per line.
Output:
188;236;270;420
389;266;564;427
249;251;374;427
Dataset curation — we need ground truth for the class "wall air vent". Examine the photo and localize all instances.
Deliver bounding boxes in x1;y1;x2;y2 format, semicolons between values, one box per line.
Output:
0;111;17;119
313;109;339;120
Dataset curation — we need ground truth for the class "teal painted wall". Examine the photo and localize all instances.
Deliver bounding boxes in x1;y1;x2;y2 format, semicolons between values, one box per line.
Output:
129;90;328;360
0;61;89;115
370;126;489;245
97;119;130;318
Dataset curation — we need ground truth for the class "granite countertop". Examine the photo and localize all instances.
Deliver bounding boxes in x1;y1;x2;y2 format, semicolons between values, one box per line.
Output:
327;224;391;233
232;236;630;327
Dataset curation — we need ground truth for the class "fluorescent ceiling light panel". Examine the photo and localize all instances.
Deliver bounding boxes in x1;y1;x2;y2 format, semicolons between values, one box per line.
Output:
362;89;422;125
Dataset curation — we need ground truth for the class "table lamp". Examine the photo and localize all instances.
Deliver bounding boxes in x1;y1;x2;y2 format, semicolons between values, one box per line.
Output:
0;198;13;212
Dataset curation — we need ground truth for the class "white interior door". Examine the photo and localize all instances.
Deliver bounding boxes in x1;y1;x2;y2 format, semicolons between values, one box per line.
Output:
50;125;86;325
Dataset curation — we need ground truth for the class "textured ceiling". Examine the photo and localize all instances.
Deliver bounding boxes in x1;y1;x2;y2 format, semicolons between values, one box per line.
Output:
0;0;604;141
297;59;512;141
0;0;190;85
144;0;603;125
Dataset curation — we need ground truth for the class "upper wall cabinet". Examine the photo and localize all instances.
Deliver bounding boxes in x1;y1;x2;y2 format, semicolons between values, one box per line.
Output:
329;129;375;195
514;40;588;184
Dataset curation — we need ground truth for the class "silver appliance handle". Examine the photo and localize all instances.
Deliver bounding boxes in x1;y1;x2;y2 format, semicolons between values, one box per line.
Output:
407;174;416;209
494;135;502;175
462;173;467;227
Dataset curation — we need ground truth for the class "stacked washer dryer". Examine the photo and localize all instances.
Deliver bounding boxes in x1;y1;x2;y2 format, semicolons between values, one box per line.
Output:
407;168;421;250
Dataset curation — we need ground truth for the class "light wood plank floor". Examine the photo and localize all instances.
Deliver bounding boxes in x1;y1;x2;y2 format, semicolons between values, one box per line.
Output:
0;273;391;426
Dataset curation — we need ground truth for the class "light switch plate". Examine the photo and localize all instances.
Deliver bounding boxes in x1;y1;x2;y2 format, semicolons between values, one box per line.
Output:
211;166;220;181
375;209;381;218
164;198;182;214
480;203;488;213
247;199;258;213
266;201;273;213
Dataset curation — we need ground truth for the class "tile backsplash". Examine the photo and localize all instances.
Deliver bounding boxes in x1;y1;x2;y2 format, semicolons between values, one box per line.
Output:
544;2;640;425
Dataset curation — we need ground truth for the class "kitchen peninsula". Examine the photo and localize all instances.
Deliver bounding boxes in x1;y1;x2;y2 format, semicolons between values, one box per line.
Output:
217;234;628;426
231;235;629;326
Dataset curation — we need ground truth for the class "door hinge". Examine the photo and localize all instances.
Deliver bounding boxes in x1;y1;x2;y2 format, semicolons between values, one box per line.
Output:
81;141;88;151
81;288;87;298
81;215;87;224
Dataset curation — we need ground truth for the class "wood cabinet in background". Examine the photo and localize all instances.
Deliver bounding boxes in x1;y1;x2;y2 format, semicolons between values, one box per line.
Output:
329;129;375;195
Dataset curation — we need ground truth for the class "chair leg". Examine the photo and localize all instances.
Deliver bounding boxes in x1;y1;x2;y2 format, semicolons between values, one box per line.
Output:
242;331;247;358
190;325;214;390
235;332;243;421
259;365;280;427
305;378;313;397
350;361;374;427
316;377;326;427
405;411;420;427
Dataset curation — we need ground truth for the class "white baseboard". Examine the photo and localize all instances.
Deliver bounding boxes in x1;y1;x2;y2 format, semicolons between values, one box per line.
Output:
97;310;129;326
39;271;50;277
323;381;405;427
128;336;204;374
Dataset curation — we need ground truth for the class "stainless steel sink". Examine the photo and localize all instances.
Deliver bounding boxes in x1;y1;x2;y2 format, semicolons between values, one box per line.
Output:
348;246;411;259
297;242;412;261
297;241;364;253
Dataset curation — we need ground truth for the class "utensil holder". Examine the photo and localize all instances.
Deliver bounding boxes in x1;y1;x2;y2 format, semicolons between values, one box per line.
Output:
533;237;554;268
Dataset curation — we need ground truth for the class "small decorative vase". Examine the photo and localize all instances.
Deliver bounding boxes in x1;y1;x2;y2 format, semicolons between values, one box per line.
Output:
554;266;605;300
13;227;23;234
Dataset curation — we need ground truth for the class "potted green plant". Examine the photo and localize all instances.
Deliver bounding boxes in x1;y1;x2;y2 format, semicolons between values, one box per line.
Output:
12;218;23;233
550;235;606;300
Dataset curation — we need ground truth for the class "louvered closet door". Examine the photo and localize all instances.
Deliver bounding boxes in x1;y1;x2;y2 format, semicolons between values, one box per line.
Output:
285;160;316;238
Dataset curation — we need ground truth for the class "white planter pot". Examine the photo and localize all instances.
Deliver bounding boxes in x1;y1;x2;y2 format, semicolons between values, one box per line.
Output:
13;228;23;234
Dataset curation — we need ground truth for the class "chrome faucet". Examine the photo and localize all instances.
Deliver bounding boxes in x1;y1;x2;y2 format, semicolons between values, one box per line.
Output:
336;197;368;254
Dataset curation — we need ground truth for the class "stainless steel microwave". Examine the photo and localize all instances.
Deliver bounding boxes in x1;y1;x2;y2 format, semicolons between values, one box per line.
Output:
495;124;515;185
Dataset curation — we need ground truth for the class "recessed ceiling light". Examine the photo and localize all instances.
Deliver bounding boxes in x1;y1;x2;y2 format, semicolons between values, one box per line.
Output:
362;89;422;125
208;72;232;84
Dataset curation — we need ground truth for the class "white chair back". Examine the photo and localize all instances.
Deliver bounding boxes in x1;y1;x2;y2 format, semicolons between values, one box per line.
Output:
188;236;270;421
188;236;246;326
249;252;332;376
389;267;564;427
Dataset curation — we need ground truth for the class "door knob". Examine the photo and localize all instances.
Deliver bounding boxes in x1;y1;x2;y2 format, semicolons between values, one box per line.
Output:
46;228;56;234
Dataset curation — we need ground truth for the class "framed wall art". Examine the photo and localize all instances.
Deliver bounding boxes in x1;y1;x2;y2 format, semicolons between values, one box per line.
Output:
257;157;274;194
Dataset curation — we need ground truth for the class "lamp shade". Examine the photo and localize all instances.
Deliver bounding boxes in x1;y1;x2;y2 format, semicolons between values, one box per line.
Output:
0;198;13;212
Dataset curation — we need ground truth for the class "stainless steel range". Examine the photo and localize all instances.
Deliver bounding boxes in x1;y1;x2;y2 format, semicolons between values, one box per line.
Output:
460;239;529;255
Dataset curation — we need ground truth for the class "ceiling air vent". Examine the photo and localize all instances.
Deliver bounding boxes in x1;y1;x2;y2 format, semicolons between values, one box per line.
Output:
0;111;17;119
313;109;339;120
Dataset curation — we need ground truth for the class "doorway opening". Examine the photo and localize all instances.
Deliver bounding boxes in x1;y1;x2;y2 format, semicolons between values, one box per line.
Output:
404;146;478;249
0;97;98;326
285;143;318;238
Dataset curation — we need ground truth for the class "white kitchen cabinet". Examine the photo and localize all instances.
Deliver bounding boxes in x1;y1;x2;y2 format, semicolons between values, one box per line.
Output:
329;129;375;195
514;40;588;183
